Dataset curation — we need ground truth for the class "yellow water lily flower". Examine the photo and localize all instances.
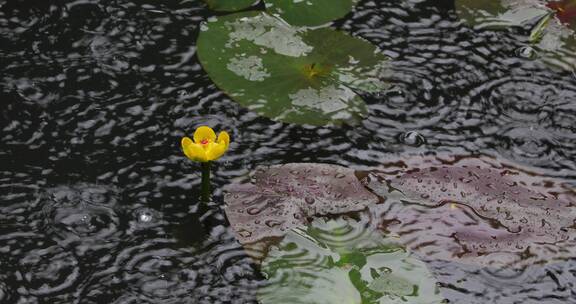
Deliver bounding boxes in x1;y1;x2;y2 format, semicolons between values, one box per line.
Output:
181;126;230;162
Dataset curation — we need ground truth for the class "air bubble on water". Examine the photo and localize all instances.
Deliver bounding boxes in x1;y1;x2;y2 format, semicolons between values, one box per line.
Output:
136;210;153;223
515;46;537;60
385;86;405;97
139;213;152;223
399;131;426;147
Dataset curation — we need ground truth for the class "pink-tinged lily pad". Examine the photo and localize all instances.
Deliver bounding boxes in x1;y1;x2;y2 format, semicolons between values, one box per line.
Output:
363;155;576;268
224;163;379;244
547;0;576;28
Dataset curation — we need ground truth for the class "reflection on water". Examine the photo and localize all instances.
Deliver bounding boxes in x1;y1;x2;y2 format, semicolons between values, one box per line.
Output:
1;0;576;303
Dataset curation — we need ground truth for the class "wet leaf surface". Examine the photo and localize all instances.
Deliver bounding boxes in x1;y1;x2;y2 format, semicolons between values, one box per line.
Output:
258;217;445;304
363;156;576;268
223;163;379;244
197;11;389;126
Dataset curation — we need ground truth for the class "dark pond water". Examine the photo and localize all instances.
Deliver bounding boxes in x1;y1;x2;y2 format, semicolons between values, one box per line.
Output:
1;0;575;303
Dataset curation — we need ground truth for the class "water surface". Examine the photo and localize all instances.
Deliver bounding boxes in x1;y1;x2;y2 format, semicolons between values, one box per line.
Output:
1;0;575;303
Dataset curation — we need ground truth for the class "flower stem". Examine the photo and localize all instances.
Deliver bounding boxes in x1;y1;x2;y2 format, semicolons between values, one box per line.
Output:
201;162;211;202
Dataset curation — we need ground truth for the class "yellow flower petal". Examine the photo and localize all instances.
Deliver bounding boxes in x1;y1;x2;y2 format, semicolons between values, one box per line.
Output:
194;126;216;144
181;136;193;148
190;143;209;162
217;131;230;150
182;137;208;162
205;142;226;161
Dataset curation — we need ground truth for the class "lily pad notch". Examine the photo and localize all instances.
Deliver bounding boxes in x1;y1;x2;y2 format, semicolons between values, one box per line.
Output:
197;11;390;126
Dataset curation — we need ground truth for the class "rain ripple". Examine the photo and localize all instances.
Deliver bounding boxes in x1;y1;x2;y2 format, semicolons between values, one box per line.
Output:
30;184;122;254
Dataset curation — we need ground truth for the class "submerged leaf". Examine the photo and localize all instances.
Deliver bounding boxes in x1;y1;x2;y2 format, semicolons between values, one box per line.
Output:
224;155;576;270
266;0;357;26
258;217;445;304
223;163;379;244
363;156;576;268
197;12;389;126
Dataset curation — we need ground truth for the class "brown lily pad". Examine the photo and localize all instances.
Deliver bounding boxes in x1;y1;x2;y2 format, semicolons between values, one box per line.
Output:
363;155;576;268
223;163;379;244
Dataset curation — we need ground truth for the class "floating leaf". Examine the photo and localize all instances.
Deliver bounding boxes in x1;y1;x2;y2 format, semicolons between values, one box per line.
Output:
202;0;257;12
455;0;549;29
258;217;445;304
363;156;576;268
265;0;357;26
455;0;576;69
223;163;379;244
197;12;389;126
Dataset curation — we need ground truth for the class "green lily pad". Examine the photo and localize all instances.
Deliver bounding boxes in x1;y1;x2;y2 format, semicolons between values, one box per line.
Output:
197;11;389;126
265;0;357;26
202;0;257;12
258;217;445;304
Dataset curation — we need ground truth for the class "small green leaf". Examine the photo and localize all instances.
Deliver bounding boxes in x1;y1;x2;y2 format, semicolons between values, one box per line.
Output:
197;11;389;126
202;0;257;12
530;12;555;43
266;0;357;26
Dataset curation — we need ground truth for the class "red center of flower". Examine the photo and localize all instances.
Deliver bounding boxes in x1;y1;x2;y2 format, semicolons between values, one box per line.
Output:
201;139;209;145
